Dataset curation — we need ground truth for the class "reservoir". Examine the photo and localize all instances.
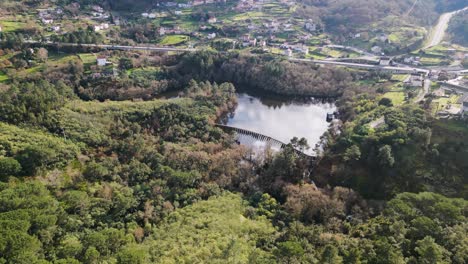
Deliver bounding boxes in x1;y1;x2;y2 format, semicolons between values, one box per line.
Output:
223;92;336;155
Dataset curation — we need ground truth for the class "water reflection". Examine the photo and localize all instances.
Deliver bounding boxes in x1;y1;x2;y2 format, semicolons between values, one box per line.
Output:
225;93;336;155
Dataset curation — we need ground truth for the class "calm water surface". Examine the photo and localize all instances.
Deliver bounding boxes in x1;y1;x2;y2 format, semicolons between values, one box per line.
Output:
225;93;336;154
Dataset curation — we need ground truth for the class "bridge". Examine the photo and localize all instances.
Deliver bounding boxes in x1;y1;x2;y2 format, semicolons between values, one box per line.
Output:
216;124;316;159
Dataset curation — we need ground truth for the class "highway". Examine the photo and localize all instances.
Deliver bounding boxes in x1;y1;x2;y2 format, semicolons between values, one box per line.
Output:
289;58;429;74
26;40;468;76
24;40;196;52
424;6;468;49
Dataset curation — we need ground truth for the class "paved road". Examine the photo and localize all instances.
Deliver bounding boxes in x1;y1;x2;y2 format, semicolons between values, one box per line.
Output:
290;58;429;74
26;40;468;75
414;78;431;103
25;40;196;52
424;6;468;49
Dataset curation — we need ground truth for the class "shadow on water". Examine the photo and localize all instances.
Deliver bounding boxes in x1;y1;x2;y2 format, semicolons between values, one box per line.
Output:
222;90;336;155
154;88;336;155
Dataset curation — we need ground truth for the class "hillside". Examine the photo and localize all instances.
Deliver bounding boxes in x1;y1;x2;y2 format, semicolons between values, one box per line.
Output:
447;10;468;46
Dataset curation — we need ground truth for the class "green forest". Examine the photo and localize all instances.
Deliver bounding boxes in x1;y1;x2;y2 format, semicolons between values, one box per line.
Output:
447;10;468;46
0;46;466;263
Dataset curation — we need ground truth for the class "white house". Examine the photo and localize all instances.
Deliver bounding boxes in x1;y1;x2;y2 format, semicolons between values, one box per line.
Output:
52;25;60;32
462;99;468;115
304;19;317;32
207;17;217;23
293;44;308;55
207;32;216;39
92;5;104;13
141;13;149;18
379;56;391;66
284;48;292;57
158;27;166;36
175;10;182;15
378;34;388;42
97;56;107;66
408;73;423;87
148;13;156;18
42;18;54;24
371;46;382;54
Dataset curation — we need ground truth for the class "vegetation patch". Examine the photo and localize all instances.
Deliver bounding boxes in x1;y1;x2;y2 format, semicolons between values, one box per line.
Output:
160;35;189;45
382;91;405;105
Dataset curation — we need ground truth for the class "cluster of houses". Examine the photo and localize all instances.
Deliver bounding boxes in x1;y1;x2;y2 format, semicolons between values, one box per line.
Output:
90;5;110;20
158;26;187;36
141;13;158;19
280;43;309;56
240;34;266;47
38;7;64;32
93;23;109;32
235;0;263;12
88;55;118;79
403;56;421;66
304;19;318;32
36;3;114;34
463;96;468;116
407;72;424;87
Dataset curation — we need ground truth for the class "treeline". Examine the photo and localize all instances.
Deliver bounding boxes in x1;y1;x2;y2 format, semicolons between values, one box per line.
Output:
0;47;466;263
51;29;104;44
448;10;468;46
167;51;354;97
315;89;468;200
1;179;466;263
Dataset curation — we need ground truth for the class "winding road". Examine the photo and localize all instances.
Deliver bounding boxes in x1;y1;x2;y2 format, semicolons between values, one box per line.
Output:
424;6;468;49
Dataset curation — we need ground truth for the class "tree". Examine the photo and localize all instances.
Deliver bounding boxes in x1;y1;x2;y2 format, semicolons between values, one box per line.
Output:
117;246;148;264
15;146;54;175
415;236;451;264
274;241;305;263
119;57;133;70
379;97;393;107
84;246;100;264
320;245;342;264
0;157;21;179
58;235;83;259
37;48;48;62
378;145;395;167
343;145;361;161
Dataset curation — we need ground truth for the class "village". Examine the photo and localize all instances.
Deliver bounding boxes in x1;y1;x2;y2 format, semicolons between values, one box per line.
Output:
0;0;467;119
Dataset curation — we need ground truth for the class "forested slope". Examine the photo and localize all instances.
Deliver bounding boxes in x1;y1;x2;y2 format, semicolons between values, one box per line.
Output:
0;46;466;263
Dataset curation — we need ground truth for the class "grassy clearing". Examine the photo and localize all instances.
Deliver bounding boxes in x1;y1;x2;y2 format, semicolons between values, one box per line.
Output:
391;74;409;82
231;11;265;21
160;35;189;45
419;56;446;66
0;71;9;82
78;53;96;65
383;92;405;105
0;21;27;32
432;95;461;111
